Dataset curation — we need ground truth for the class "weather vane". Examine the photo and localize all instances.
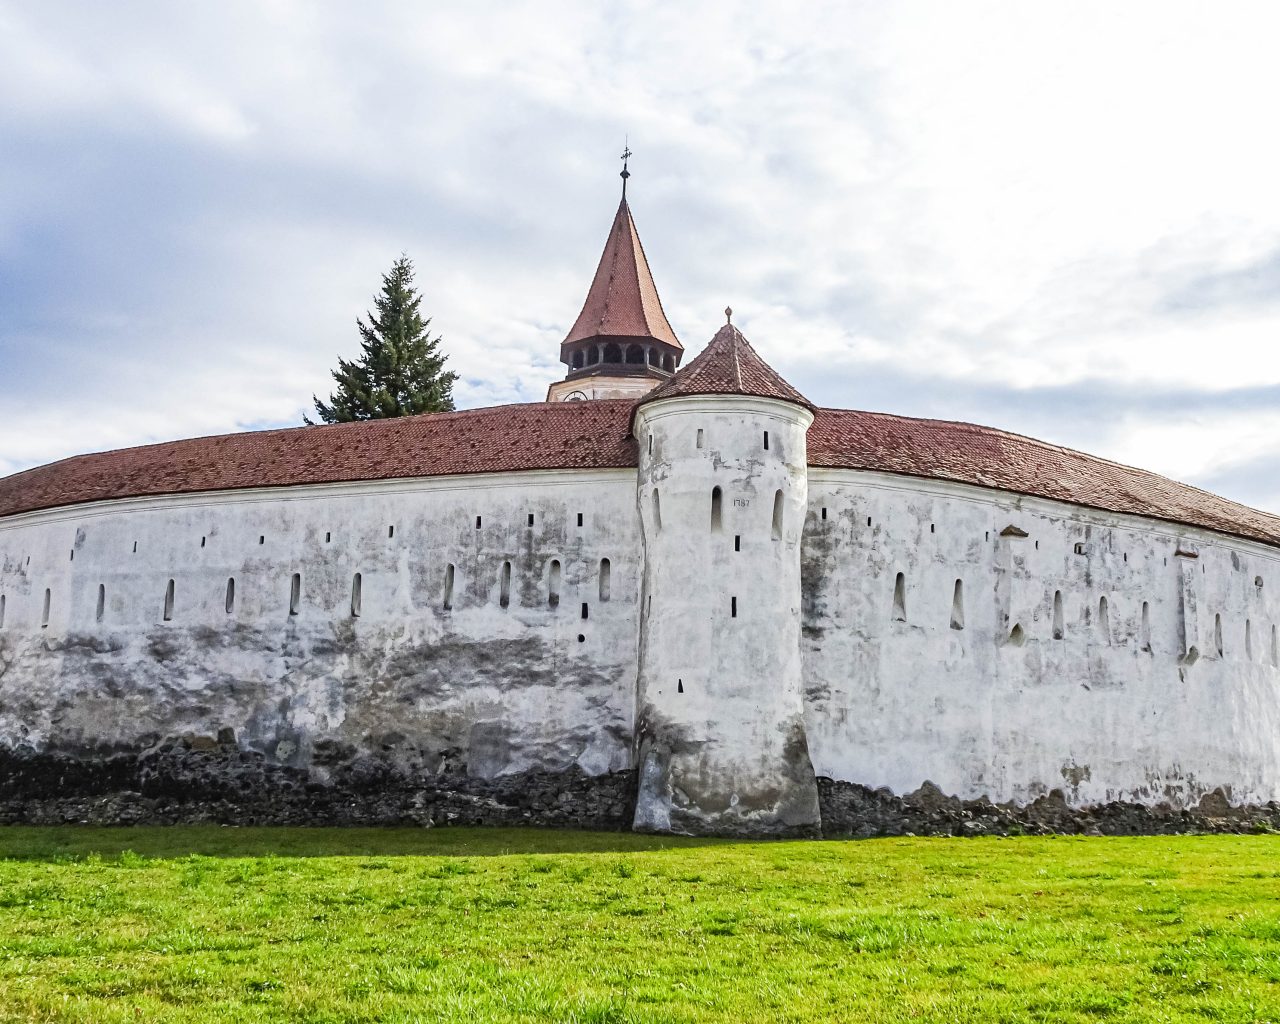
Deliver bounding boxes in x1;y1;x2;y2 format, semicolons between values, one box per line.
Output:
620;139;632;198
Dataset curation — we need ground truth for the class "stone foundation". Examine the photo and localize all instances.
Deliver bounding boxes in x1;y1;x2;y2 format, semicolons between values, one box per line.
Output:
4;743;1278;837
0;739;637;829
817;778;1280;837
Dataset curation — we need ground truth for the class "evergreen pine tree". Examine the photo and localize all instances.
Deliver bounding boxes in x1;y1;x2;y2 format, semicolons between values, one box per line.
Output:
308;255;458;424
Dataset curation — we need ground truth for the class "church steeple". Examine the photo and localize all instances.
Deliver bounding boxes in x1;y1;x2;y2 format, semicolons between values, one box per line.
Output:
548;159;683;402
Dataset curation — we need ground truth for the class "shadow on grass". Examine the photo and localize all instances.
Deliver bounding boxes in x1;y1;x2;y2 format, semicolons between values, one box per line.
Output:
0;825;734;861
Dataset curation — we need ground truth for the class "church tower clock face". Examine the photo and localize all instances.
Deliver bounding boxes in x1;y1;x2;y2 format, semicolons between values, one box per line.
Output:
563;390;588;401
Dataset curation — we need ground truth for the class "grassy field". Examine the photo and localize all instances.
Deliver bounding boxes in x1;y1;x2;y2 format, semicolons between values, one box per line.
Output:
1;829;1278;1023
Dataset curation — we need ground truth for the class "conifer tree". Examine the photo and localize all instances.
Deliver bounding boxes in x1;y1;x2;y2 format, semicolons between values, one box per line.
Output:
308;255;458;424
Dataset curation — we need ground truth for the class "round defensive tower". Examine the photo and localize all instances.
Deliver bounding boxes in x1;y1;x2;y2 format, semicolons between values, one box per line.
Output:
631;318;821;835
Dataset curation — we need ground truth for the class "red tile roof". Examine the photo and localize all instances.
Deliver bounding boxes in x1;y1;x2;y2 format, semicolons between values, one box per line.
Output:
808;408;1280;549
561;199;682;356
3;400;1278;550
0;402;638;520
634;324;814;424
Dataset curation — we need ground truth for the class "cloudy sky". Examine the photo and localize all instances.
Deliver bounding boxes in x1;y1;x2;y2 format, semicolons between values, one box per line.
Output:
3;2;1280;511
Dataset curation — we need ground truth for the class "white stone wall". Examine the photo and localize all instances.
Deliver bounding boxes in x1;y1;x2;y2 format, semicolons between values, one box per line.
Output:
633;396;820;834
0;470;641;778
3;430;1280;822
801;468;1280;809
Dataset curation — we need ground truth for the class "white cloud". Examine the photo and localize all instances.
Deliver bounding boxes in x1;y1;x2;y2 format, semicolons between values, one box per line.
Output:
3;0;1280;512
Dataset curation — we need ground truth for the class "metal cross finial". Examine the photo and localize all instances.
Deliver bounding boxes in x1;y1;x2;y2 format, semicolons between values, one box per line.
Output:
725;306;733;324
620;140;632;198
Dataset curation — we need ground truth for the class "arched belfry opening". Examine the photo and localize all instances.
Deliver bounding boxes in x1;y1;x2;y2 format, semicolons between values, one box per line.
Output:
547;155;684;402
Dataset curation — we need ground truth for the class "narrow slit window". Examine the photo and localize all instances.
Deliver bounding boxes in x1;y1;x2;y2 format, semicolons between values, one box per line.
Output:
388;525;395;539
1246;619;1254;661
325;532;331;543
696;428;704;449
1215;613;1224;657
763;430;769;450
0;594;6;628
1098;595;1111;645
771;489;784;541
528;513;535;527
950;579;964;631
598;558;611;602
711;486;723;533
581;601;589;620
69;549;74;561
163;579;175;622
930;523;935;534
259;535;265;545
1141;601;1152;652
1052;591;1064;639
442;564;455;611
289;573;301;616
200;537;206;548
731;596;737;618
549;559;561;608
892;573;907;622
500;561;511;609
42;588;51;628
475;516;482;530
867;516;873;528
225;578;236;615
734;535;741;552
133;541;138;553
651;489;662;531
648;433;653;454
577;512;584;528
95;584;105;624
1272;623;1279;667
821;507;827;521
677;679;684;693
350;573;362;618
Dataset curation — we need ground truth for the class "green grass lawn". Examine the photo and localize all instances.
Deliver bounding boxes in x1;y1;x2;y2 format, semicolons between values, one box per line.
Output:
1;828;1278;1023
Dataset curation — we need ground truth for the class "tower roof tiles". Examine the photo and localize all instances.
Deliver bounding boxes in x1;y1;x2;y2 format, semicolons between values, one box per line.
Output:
633;322;814;421
561;199;681;358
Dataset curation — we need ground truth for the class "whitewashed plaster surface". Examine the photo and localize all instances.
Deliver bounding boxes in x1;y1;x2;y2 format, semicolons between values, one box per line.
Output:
4;422;1280;828
633;396;820;834
0;470;641;779
802;469;1280;809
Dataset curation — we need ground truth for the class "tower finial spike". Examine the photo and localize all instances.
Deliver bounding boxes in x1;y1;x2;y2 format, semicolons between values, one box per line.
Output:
620;138;632;199
725;306;733;325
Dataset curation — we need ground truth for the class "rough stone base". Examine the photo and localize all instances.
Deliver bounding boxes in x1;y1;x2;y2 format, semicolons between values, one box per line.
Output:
818;778;1280;837
0;739;636;829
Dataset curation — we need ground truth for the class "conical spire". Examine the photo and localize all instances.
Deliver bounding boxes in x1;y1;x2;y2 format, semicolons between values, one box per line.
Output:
561;198;682;359
636;320;812;414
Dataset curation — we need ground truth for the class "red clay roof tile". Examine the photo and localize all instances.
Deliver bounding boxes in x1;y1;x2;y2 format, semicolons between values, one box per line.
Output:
3;401;1278;550
562;199;681;355
633;323;814;423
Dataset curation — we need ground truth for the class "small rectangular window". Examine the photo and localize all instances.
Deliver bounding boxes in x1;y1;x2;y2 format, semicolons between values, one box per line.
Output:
527;513;534;527
763;431;769;450
289;573;301;616
388;525;395;539
731;596;737;618
821;508;827;521
734;535;741;552
163;580;175;622
577;512;584;527
325;532;331;543
696;428;704;449
581;602;589;620
259;535;265;545
476;516;482;530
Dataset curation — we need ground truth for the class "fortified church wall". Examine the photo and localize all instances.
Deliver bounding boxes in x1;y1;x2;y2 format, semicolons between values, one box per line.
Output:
3;183;1280;835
